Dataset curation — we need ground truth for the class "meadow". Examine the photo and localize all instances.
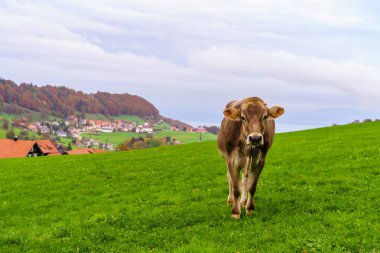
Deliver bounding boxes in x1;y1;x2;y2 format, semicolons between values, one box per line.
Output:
85;114;146;125
0;122;379;252
81;130;217;145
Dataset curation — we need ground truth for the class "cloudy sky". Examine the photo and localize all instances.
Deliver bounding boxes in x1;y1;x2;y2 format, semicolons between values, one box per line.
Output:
1;0;380;131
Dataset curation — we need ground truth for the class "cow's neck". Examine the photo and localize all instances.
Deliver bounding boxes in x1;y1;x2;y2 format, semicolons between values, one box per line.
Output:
243;146;262;177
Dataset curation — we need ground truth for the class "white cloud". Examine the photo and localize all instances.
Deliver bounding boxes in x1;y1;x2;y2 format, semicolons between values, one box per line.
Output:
188;47;380;104
0;0;379;129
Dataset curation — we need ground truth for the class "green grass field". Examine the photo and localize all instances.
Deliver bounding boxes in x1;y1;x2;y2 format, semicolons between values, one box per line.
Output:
0;122;379;252
0;111;62;122
154;121;172;130
85;114;146;125
81;130;217;145
0;127;39;140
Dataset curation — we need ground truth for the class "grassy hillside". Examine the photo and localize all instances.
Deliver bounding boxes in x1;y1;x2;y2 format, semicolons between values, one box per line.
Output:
81;130;217;145
0;127;39;140
85;114;146;125
0;122;379;252
0;111;61;122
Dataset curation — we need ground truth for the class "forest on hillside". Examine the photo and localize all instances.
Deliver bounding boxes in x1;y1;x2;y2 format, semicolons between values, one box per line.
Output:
0;79;159;118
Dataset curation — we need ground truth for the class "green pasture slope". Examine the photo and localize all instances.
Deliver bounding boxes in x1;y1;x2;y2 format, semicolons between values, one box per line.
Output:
85;114;146;125
1;122;379;252
81;130;217;145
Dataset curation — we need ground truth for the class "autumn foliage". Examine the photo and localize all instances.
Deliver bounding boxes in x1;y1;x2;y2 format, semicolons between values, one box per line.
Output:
0;79;159;118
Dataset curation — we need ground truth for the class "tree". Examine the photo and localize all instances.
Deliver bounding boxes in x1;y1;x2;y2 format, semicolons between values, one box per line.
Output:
2;118;9;130
6;130;15;140
67;142;72;151
19;130;29;140
0;95;3;110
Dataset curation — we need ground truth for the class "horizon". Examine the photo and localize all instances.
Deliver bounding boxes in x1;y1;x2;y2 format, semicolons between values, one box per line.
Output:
1;1;380;132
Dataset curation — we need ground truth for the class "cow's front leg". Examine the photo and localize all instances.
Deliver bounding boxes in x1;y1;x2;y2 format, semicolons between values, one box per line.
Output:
246;160;264;216
240;156;252;208
240;174;248;207
227;159;241;219
226;166;233;207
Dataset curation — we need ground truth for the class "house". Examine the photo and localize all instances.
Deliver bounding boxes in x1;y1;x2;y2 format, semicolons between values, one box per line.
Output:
27;124;38;132
56;130;67;137
81;138;93;147
0;138;60;158
143;123;153;133
92;139;100;147
38;125;50;134
114;120;123;125
64;148;107;155
97;126;113;133
123;122;136;132
136;125;144;133
105;143;114;150
79;118;87;125
67;115;78;122
56;144;65;154
136;123;153;134
193;127;208;133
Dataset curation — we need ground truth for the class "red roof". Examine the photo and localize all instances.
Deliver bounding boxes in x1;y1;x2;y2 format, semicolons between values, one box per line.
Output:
35;140;60;155
0;139;60;158
65;148;106;155
0;139;35;158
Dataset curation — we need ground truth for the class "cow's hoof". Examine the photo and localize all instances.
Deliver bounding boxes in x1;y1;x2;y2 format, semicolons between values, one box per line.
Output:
246;209;253;216
231;213;241;219
240;199;247;207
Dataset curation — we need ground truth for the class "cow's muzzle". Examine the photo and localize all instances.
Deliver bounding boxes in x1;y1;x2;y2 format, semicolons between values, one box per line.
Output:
247;133;263;146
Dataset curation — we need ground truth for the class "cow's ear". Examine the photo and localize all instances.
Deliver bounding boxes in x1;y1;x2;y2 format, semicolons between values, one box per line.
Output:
268;106;284;119
223;107;241;120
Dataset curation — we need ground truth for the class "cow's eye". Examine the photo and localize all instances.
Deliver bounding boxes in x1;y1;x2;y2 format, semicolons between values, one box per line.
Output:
263;115;268;120
241;116;246;121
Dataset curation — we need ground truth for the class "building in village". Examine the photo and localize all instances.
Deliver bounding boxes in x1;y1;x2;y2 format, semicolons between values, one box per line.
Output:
64;148;106;155
0;138;60;158
136;123;153;133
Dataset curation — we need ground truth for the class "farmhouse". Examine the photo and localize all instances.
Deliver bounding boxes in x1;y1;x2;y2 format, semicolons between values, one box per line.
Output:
0;138;60;158
64;148;106;155
193;127;208;133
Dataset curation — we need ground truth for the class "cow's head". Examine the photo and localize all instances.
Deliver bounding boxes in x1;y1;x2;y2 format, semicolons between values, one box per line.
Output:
223;97;284;147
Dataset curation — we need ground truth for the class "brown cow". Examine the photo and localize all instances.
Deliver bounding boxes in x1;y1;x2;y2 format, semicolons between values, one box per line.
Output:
217;97;284;218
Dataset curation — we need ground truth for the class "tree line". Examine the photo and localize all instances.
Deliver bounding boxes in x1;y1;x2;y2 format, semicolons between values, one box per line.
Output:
0;78;159;118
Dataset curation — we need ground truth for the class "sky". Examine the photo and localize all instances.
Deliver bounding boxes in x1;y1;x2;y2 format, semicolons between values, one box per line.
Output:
1;0;380;132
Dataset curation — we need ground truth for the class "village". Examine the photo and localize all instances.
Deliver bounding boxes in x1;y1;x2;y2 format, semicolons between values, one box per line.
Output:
0;114;211;158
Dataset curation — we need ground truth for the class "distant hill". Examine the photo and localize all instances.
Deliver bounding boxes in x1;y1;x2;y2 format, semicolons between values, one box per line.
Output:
0;78;159;118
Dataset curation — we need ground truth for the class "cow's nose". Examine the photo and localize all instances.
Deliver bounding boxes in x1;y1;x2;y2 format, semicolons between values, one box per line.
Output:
249;134;262;144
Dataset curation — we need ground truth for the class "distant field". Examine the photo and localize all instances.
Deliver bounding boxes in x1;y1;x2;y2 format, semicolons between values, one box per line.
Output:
85;114;146;125
81;130;217;145
0;111;62;122
154;121;171;130
0;122;379;251
0;127;39;140
0;113;14;121
111;115;145;125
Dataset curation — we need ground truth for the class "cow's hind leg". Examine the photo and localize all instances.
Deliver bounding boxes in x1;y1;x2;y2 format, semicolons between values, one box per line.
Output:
227;159;241;219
